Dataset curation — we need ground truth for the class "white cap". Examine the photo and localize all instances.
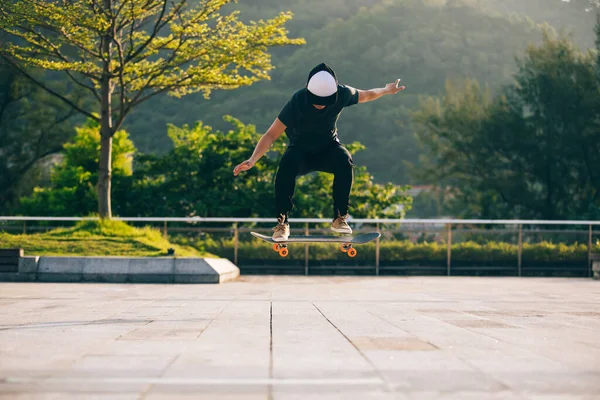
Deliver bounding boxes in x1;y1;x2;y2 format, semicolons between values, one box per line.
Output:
307;71;337;97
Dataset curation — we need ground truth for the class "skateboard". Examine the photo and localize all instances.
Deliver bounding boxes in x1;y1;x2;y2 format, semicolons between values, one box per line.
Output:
250;232;381;258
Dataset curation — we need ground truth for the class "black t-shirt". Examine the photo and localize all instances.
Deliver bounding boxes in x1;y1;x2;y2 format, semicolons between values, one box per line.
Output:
277;85;359;151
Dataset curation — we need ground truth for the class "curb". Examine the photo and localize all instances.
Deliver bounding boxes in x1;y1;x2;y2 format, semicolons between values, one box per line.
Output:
0;256;239;284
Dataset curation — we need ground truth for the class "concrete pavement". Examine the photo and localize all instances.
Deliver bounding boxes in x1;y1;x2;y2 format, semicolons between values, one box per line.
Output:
0;277;599;399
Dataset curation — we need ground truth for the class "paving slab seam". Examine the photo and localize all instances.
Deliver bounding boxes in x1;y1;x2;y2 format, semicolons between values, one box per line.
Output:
453;353;515;393
312;303;390;392
138;299;231;399
365;308;439;350
92;298;161;326
77;297;185;399
111;296;191;340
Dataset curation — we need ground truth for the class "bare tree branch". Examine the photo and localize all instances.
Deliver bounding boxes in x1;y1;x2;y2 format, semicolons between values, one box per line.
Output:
123;0;186;65
123;0;169;61
1;55;99;121
30;107;77;164
8;26;101;96
63;70;101;101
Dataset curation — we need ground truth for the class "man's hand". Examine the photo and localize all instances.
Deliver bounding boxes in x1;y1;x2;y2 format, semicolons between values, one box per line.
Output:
385;79;406;94
233;159;256;176
233;118;286;177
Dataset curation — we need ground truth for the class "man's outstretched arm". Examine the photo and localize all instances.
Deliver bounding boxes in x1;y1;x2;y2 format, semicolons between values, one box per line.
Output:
353;79;406;103
233;118;287;176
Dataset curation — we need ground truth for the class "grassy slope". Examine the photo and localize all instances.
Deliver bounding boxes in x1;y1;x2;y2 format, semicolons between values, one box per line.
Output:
0;220;216;258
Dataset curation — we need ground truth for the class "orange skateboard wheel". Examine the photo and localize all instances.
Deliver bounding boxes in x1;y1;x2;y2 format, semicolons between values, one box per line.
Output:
278;247;289;257
347;248;357;257
273;243;280;252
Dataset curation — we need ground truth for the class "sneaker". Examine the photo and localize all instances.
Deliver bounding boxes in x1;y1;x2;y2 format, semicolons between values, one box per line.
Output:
272;215;290;241
331;214;352;234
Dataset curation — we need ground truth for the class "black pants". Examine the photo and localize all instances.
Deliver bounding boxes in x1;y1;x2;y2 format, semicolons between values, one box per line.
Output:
275;142;354;220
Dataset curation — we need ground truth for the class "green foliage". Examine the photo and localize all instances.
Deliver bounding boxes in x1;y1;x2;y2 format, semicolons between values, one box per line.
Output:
114;116;281;217
13;115;409;218
113;116;411;218
49;219;157;240
0;0;303;218
522;241;588;262
379;241;447;262
451;241;517;262
0;61;84;213
63;119;135;177
200;238;588;264
487;0;598;48
16;119;135;216
3;0;597;220
126;0;552;185
0;220;209;257
412;32;600;219
0;0;303;108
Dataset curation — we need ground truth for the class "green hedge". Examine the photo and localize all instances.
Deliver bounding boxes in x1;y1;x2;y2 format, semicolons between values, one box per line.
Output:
174;237;594;265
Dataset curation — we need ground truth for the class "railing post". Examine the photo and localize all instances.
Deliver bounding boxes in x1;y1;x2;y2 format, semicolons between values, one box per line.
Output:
23;221;26;234
518;224;522;277
233;222;239;265
305;223;309;276
446;223;452;276
375;222;380;276
163;220;168;238
588;224;593;278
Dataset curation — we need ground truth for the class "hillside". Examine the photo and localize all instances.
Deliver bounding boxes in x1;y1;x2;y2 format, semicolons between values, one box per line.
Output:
124;0;597;184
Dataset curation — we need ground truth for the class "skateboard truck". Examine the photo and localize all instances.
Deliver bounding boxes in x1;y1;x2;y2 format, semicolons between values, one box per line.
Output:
272;242;356;258
340;244;357;257
272;243;289;257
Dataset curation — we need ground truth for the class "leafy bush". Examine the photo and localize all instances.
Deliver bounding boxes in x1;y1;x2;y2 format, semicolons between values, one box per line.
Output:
16;117;411;219
195;238;588;265
452;241;517;262
522;241;588;262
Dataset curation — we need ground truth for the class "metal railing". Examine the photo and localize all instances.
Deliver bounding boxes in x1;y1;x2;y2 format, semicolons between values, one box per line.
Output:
1;216;598;277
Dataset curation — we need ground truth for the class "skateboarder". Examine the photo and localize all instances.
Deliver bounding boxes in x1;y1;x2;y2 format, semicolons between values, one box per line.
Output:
233;63;405;241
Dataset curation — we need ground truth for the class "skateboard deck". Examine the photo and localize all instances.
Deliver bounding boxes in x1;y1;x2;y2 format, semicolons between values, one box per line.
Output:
250;232;380;258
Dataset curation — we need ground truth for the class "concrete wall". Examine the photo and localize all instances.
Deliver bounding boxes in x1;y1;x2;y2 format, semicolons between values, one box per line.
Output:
0;256;239;283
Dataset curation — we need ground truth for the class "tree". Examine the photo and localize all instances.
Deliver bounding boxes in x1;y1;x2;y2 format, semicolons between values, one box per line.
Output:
17;118;135;216
412;32;600;219
0;61;84;212
0;0;303;218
